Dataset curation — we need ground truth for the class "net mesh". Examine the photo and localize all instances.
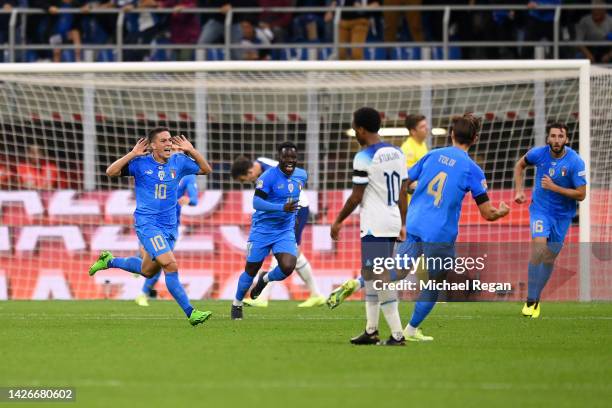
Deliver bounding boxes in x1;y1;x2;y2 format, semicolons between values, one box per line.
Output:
0;64;610;301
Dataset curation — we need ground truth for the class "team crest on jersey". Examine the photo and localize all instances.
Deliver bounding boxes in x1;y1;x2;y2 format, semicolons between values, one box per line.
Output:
256;179;264;189
145;169;153;175
158;170;165;180
170;169;176;179
561;167;567;177
548;168;555;177
288;183;294;193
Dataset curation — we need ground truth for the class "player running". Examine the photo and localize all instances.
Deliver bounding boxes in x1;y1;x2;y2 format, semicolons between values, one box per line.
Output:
327;113;430;309
397;114;509;341
231;156;324;308
331;107;409;346
231;142;308;320
135;172;199;307
88;128;213;326
514;122;586;318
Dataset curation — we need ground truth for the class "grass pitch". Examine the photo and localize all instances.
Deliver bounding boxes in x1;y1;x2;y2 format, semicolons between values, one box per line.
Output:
1;300;611;407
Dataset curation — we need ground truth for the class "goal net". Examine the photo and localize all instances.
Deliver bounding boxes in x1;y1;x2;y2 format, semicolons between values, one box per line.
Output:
0;61;610;302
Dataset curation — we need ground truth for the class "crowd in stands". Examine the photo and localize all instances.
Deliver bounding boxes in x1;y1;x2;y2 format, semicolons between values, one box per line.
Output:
0;1;610;61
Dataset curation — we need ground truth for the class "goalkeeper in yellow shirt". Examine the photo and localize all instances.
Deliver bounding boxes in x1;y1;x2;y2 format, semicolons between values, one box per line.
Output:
327;114;430;309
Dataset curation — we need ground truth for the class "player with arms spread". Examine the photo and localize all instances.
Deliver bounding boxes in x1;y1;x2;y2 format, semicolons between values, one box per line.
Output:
231;156;324;308
398;114;509;341
88;128;214;326
514;122;586;318
331;107;409;346
231;142;308;320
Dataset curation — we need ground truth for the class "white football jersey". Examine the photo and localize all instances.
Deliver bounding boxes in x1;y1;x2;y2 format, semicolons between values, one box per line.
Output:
352;143;407;237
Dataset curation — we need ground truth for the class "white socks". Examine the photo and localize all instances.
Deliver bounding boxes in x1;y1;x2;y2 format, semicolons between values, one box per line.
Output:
295;252;320;297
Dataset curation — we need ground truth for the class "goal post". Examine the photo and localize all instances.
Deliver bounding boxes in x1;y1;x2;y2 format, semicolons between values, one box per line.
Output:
0;60;609;302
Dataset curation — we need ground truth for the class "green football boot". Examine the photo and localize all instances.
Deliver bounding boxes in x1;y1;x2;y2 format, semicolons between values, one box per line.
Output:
88;251;113;276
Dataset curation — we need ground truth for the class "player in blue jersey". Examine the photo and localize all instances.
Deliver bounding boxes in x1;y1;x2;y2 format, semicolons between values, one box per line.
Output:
88;128;214;326
135;172;199;307
514;122;586;318
397;114;510;341
231;156;324;308
230;141;308;320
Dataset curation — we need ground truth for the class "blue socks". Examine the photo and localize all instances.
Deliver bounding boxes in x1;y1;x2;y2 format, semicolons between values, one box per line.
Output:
142;272;161;296
409;289;439;328
527;262;539;302
536;263;554;300
108;257;142;275
267;266;288;282
235;272;254;302
164;272;193;317
528;262;555;302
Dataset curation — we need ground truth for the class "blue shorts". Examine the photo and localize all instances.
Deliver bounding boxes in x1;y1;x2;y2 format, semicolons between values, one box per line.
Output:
396;233;455;279
246;230;297;263
361;235;396;270
136;224;177;261
295;206;309;245
530;211;572;254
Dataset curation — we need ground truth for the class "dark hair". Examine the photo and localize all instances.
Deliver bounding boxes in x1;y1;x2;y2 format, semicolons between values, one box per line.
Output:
353;107;381;133
147;127;170;142
546;121;568;136
278;141;298;154
231;156;254;180
451;113;481;146
405;114;426;131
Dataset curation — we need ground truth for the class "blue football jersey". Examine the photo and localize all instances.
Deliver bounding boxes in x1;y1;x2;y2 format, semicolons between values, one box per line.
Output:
407;146;488;243
124;153;200;227
251;166;308;235
176;174;199;223
525;145;587;218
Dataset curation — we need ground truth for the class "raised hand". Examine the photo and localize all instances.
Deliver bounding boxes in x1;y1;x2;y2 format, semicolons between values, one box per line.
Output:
171;135;195;154
514;191;526;204
131;138;149;156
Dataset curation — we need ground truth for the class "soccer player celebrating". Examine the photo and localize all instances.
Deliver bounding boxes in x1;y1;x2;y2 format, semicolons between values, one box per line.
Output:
398;114;509;341
514;122;586;318
231;156;324;308
135;172;200;307
88;128;214;327
327;113;430;308
331;107;409;346
231;142;308;320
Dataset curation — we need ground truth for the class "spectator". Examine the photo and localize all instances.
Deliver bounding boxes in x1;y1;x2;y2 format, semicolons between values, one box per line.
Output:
292;0;328;43
17;145;59;191
522;0;561;58
161;0;200;60
576;0;612;63
48;0;85;62
455;1;496;59
258;0;292;44
197;1;257;60
490;1;523;59
122;0;170;61
326;0;380;60
383;0;424;45
238;19;273;59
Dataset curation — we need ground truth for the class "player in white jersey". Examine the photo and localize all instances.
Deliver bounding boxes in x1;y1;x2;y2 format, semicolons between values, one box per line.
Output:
331;107;409;346
231;156;325;307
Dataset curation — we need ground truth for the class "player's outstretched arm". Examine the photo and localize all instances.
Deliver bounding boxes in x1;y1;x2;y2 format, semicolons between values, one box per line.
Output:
106;138;148;177
331;184;366;241
397;179;409;241
513;155;528;204
172;135;213;175
477;200;510;222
